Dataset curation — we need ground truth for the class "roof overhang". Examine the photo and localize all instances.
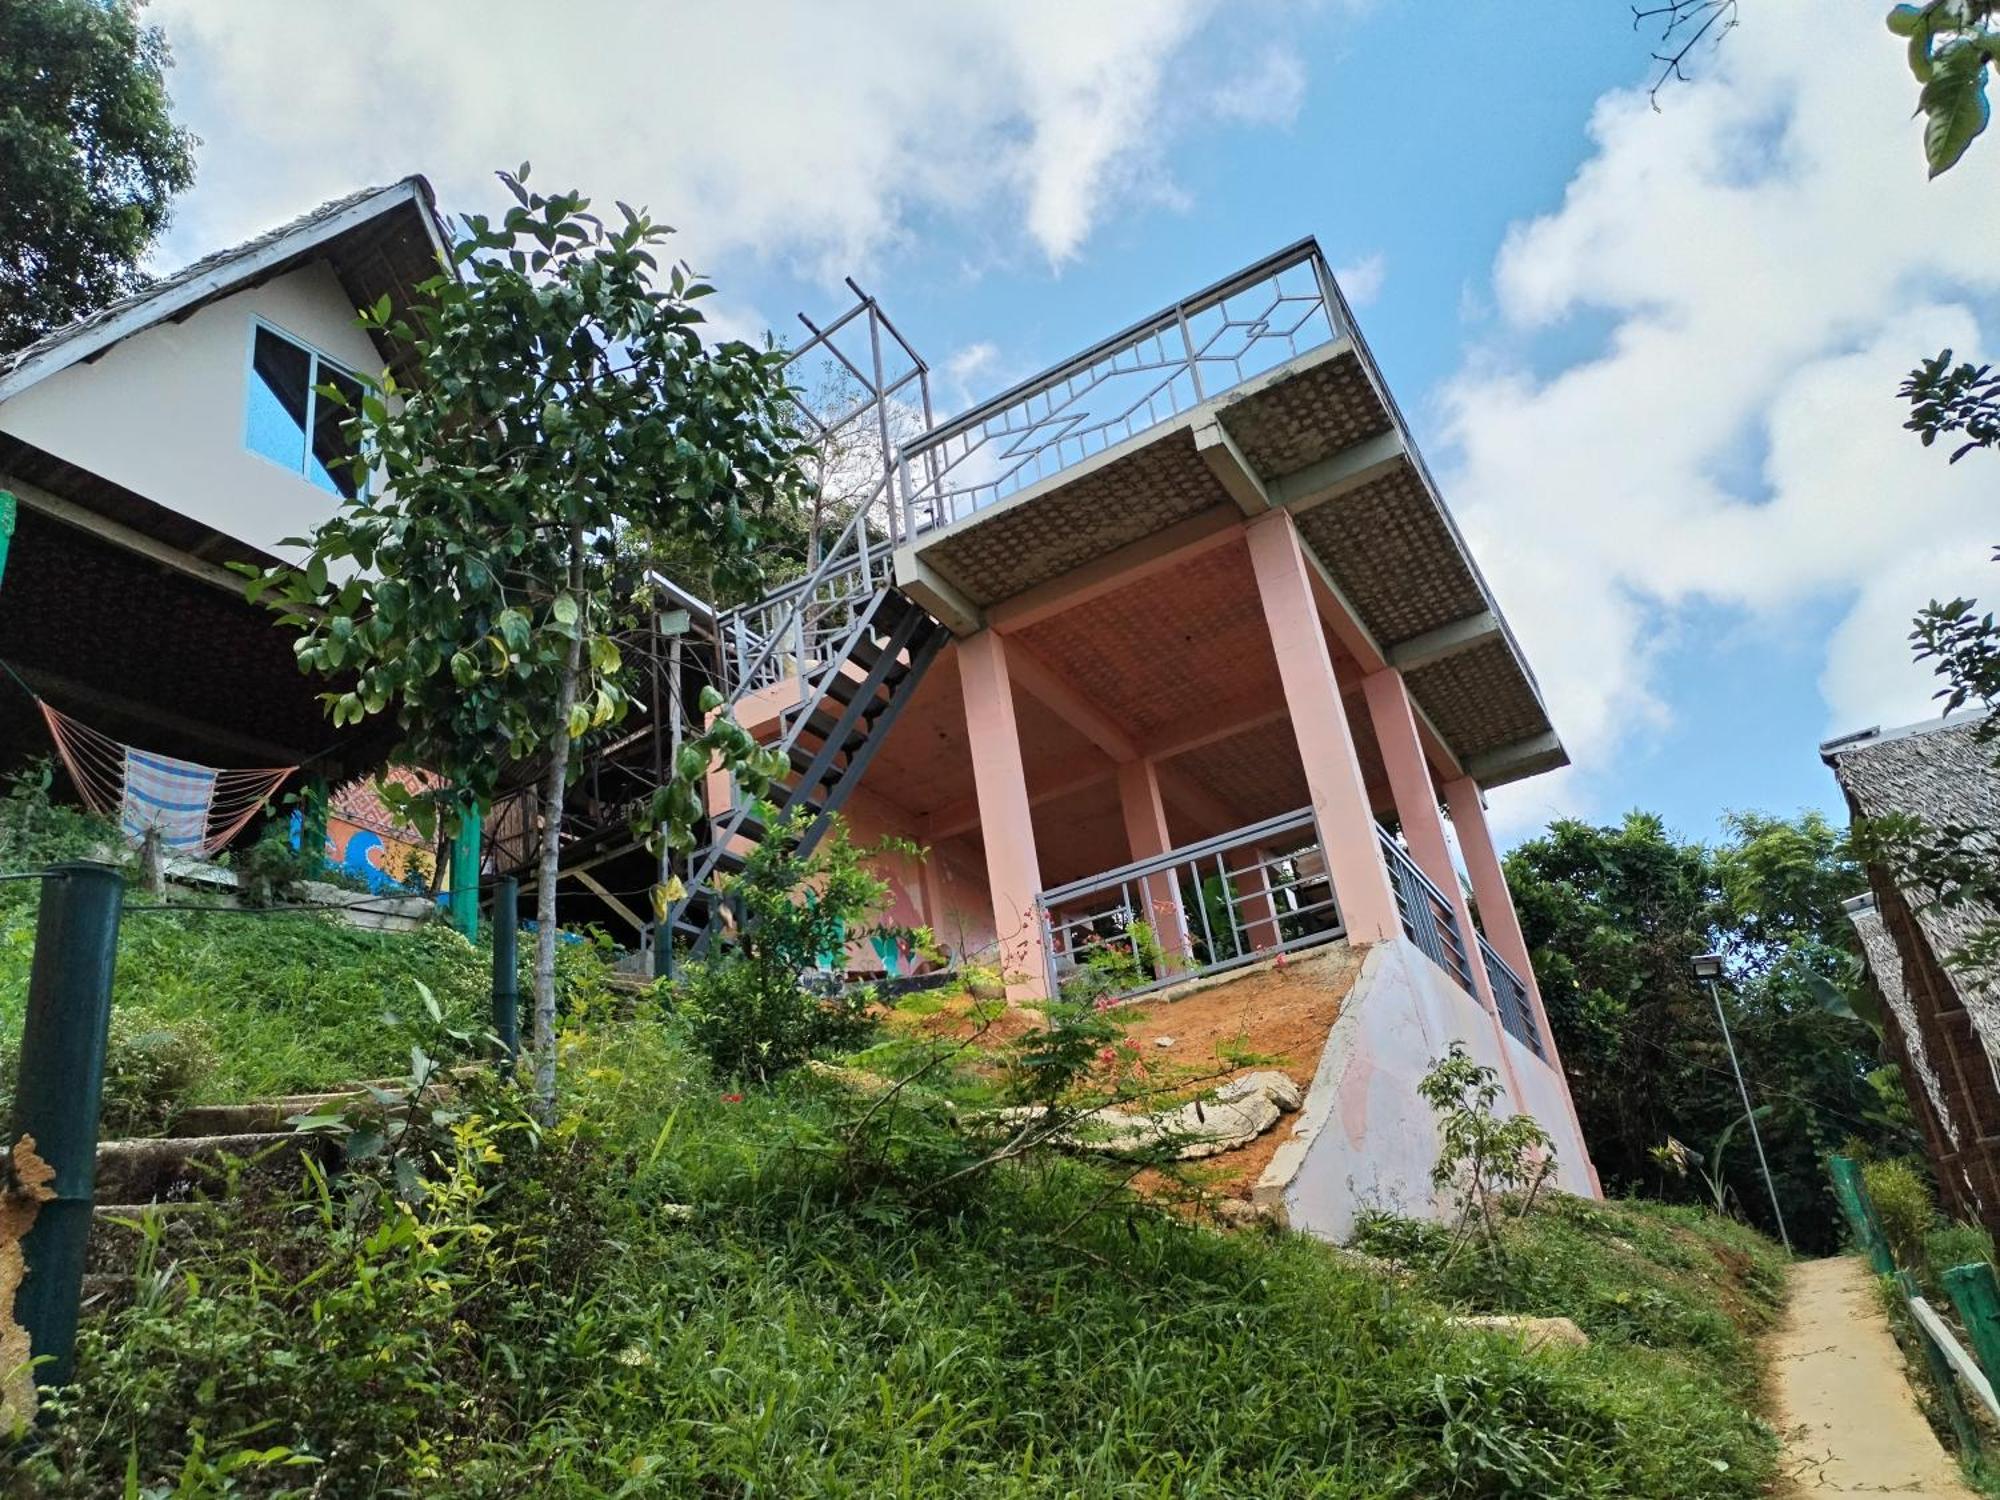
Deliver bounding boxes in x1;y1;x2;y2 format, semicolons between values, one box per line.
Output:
0;176;450;403
891;277;1564;789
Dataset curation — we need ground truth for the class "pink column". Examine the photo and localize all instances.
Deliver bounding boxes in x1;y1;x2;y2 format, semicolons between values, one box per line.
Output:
1117;759;1192;963
1364;667;1525;1104
1245;510;1401;943
959;629;1052;1000
1444;773;1601;1194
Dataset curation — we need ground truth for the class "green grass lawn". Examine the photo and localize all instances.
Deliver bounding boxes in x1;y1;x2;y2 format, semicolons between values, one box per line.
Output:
14;1010;1787;1498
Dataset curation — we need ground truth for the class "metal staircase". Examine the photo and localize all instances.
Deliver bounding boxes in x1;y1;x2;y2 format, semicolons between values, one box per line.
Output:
666;486;947;956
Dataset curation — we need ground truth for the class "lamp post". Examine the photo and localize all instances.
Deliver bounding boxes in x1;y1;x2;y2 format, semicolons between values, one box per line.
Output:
1693;951;1792;1254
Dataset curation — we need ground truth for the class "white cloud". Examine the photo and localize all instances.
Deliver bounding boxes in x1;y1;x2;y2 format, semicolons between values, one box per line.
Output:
1438;0;2000;832
1207;44;1308;126
150;0;1302;283
1333;251;1386;307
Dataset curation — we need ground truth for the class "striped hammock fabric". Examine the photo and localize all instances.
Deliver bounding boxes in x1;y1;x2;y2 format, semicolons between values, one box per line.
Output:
119;748;220;852
36;699;296;857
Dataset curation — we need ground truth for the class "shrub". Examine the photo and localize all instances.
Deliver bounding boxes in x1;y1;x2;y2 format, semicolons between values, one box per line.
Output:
1926;1220;1994;1276
671;815;885;1080
98;1011;217;1136
1861;1156;1936;1269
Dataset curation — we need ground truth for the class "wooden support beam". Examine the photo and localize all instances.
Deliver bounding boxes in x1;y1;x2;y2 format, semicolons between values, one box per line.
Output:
11;662;316;766
1387;610;1501;672
1193;416;1269;516
571;867;648;936
6;476;250;597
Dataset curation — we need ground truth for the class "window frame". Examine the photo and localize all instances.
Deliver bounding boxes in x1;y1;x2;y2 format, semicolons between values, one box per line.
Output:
242;315;371;498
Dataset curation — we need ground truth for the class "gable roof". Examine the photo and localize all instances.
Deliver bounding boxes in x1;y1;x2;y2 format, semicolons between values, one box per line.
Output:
0;175;449;403
1824;711;2000;1044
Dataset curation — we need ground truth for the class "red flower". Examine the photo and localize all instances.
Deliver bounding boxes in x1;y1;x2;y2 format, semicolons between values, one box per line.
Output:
722;1092;744;1104
1098;1047;1118;1066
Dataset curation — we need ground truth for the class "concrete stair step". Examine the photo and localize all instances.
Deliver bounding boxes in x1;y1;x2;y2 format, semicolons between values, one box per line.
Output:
93;1130;339;1206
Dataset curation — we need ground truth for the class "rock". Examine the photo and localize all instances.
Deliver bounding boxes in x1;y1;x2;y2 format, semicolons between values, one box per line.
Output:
1216;1070;1303;1112
1211;1197;1277;1228
1153;1036;1175;1048
1449;1314;1590;1352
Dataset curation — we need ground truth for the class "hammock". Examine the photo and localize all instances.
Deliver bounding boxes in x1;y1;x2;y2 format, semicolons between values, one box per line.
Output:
37;699;296;857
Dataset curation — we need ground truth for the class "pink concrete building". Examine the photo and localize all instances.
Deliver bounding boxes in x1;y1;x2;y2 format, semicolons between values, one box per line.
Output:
675;242;1598;1231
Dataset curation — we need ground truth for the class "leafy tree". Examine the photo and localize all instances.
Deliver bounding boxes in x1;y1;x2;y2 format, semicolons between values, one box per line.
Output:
1506;810;1908;1249
255;171;802;1109
0;0;196;353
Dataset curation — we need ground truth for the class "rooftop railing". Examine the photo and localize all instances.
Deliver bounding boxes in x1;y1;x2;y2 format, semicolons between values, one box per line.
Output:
895;240;1349;539
1376;827;1475;994
1035;807;1344;1005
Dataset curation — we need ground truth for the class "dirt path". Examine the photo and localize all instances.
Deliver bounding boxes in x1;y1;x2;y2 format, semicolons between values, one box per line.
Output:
1768;1256;1977;1497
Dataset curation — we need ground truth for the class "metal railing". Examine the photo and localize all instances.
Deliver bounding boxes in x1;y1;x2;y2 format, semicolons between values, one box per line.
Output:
716;472;899;699
1376;827;1475;993
1479;934;1544;1057
1035;807;1344;1005
895;239;1347;538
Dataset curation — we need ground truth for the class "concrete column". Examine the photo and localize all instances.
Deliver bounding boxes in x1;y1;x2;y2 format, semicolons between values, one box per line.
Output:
1364;666;1523;1102
1116;759;1191;963
959;629;1051;999
1444;773;1601;1193
1245;510;1400;943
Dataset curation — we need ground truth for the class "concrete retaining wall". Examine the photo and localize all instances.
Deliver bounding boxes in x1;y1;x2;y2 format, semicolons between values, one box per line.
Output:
1255;935;1596;1242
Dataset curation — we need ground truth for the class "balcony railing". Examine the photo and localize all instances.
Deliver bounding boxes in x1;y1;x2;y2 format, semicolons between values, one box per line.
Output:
1035;807;1344;1005
895;240;1348;540
1376;827;1475;993
1481;936;1545;1058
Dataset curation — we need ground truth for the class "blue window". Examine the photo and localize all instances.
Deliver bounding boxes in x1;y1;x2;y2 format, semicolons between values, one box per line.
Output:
245;321;366;498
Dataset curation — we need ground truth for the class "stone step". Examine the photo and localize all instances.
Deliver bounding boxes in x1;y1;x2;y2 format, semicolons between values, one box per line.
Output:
93;1130;338;1206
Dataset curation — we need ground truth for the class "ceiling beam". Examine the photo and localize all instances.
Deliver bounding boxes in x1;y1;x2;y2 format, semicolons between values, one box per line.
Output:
922;764;1118;843
10;661;316;766
894;554;983;636
1193;416;1269;516
1002;638;1139;763
1387;610;1501;673
985;507;1240;634
1465;730;1565;785
7;476;249;597
1146;705;1290;763
1269;428;1407;515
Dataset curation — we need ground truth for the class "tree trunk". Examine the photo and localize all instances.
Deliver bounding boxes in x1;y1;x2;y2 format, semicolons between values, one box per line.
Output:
532;535;588;1113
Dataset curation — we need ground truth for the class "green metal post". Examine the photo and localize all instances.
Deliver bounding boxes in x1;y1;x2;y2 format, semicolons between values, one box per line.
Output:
491;876;520;1068
450;800;482;942
1899;1269;1983;1461
299;775;329;874
1829;1155;1895;1274
0;489;16;593
1943;1260;2000;1388
11;862;124;1393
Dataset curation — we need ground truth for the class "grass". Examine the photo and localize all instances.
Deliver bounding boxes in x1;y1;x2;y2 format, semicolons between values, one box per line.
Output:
14;1011;1789;1498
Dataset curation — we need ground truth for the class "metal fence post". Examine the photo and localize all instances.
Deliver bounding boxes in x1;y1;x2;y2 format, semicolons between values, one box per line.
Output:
490;875;519;1069
1828;1155;1895;1275
11;861;124;1393
449;800;482;942
1944;1261;2000;1389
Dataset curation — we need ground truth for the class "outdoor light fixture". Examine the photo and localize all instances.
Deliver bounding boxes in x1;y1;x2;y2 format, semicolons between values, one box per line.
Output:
1692;952;1792;1253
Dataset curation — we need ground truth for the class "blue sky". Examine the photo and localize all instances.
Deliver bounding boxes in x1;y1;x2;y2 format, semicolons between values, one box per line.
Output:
150;0;2000;848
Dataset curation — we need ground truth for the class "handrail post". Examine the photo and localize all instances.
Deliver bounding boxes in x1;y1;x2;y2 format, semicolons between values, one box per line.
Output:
1944;1261;2000;1391
491;875;520;1069
12;861;124;1397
